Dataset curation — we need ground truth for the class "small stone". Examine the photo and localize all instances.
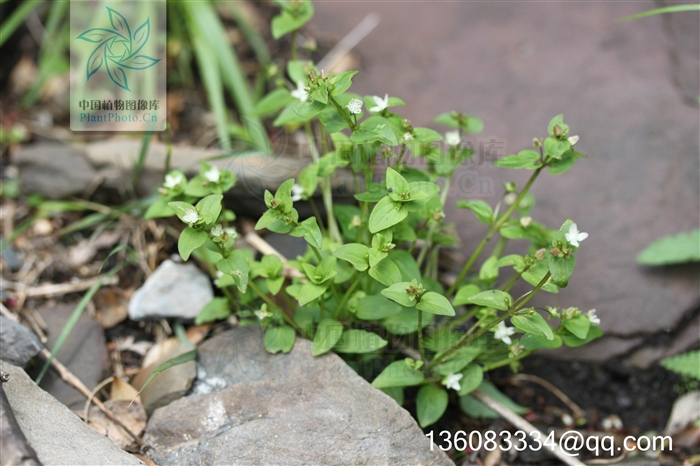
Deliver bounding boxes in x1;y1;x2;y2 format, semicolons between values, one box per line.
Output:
145;327;452;465
128;260;214;321
1;245;24;272
0;316;42;367
0;361;143;465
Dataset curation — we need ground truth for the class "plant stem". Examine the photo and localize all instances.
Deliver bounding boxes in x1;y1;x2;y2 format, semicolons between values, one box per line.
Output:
417;310;426;362
334;272;365;318
417;177;451;269
446;168;543;297
248;280;308;338
482;350;533;371
427;271;551;370
304;123;341;244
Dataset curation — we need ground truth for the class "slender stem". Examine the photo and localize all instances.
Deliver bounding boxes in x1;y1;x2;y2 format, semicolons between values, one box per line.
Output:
500;272;522;293
308;197;326;234
417;177;451;269
482;350;532;371
290;30;298;60
427;271;551;370
328;94;357;130
417;310;426;362
248;280;308;338
446;168;543;297
334;272;365;318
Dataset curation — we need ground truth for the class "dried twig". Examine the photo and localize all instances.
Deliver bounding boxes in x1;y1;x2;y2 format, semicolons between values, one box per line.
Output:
317;13;380;72
472;390;586;466
8;275;119;299
38;349;147;450
509;373;586;421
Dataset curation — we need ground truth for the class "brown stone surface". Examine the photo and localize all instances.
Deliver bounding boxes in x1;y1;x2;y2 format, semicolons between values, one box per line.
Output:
311;2;700;356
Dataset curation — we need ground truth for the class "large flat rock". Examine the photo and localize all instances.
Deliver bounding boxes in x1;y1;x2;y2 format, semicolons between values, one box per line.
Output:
311;2;699;356
144;327;452;465
0;361;142;465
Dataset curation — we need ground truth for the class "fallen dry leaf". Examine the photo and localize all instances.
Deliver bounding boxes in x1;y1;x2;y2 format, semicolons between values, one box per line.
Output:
141;337;180;369
93;287;129;328
110;377;142;404
88;400;147;449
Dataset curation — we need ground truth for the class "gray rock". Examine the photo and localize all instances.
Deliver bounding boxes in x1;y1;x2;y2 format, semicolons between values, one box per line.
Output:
0;360;143;465
145;327;453;466
128;260;214;321
311;2;699;358
0;316;42;367
14;143;96;199
1;244;24;272
31;303;108;411
130;342;196;415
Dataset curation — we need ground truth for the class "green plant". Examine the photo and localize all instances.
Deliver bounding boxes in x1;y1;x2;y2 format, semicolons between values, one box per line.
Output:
661;350;700;380
145;0;602;428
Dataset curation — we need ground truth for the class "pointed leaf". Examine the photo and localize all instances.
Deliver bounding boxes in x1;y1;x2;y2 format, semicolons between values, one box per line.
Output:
417;384;448;428
312;318;343;356
371;360;424;388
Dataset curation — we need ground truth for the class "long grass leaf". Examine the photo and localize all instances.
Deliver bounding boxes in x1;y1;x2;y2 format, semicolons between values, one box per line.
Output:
619;4;700;21
0;0;45;48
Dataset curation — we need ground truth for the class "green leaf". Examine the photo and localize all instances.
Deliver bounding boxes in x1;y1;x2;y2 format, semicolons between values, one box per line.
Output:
433;113;483;133
456;199;493;226
390;250;422;282
521;333;563;350
297;281;327;306
195;297;231;325
417;292;456;316
356;295;402;320
312;318;343;356
329;70;358;96
620;4;700;21
381;282;416;308
196;194;223;225
479;256;499;281
368;196;408;234
452;284;481;306
271;1;314;39
381;308;434;335
371;360;425;388
333;329;387;353
356;116;399;146
547;114;566;135
413;128;443;143
561;325;603;347
466;290;513;311
255;88;294;116
369;258;402;287
548;254;575;287
333;244;370;271
178;227;208;261
416;384;448;428
144;198;175;219
544;137;569;160
511;312;554;340
385;167;410;201
424;329;460;352
290;216;323;249
217;250;250;293
407;181;440;201
660;351;700;380
495;150;540;169
168;201;197;223
458;364;484;396
380;387;404;405
547;150;587;175
264;325;296;354
563;314;590;339
637;230;700;265
434;347;481;376
293;99;326;119
367;248;388;268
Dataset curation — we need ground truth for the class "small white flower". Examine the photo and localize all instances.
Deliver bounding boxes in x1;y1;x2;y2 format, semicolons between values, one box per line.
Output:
504;193;518;205
568;135;579;145
291;81;308;102
442;373;463;392
211;224;223;237
347;98;363;115
183;208;199;225
445;131;461;147
163;174;183;189
204;166;220;183
214;270;224;286
254;306;271;321
370;94;389;112
587;309;601;325
520;216;532;228
562;413;574;426
494;321;516;345
403;132;413;142
291;183;304;202
565;223;588;247
224;227;237;239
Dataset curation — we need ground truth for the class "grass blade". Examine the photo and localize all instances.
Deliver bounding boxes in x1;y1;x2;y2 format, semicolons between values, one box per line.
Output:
0;0;45;48
619;4;700;21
